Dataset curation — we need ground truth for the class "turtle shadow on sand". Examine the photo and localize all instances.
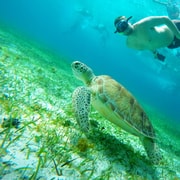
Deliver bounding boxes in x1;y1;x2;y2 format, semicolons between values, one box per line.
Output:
86;119;159;179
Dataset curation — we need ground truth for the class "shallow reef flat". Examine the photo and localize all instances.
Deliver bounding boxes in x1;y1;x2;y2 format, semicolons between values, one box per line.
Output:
0;26;180;180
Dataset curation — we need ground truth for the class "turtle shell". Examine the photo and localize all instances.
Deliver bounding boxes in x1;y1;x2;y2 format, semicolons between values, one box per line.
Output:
89;75;155;139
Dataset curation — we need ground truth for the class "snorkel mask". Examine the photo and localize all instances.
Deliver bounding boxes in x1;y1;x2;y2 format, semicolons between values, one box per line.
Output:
114;16;132;33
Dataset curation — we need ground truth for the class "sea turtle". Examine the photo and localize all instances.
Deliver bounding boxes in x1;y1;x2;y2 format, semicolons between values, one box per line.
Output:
72;61;162;164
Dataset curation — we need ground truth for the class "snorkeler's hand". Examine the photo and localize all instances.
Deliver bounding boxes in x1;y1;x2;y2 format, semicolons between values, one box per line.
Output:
153;51;165;61
156;53;165;61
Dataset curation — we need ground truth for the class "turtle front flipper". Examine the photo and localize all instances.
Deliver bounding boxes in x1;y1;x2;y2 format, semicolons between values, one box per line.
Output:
72;86;91;132
141;137;163;164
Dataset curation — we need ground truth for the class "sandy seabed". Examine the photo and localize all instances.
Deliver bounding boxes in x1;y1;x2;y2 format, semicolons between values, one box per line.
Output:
0;26;180;180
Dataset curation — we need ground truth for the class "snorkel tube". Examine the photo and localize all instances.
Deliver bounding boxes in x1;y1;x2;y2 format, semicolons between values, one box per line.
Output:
127;16;133;21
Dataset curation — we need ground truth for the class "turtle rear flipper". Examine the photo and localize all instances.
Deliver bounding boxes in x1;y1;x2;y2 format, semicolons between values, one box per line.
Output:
72;86;91;132
141;137;163;164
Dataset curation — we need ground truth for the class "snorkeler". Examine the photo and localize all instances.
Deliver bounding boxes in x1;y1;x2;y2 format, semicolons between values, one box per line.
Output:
69;7;93;32
153;0;180;19
114;16;180;62
92;23;109;46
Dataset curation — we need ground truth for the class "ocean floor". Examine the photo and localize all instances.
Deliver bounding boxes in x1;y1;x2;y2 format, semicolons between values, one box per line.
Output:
0;25;180;180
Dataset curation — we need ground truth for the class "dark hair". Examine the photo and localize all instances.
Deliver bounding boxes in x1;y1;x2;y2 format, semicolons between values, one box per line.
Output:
114;16;127;26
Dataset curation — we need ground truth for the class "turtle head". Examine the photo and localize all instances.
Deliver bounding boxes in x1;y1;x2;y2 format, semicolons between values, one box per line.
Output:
72;61;95;85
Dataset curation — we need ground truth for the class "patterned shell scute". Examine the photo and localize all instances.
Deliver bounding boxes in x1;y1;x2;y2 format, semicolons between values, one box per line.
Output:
93;75;155;138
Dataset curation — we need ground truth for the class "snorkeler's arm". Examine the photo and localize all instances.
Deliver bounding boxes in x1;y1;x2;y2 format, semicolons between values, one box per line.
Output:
138;16;180;39
160;16;180;39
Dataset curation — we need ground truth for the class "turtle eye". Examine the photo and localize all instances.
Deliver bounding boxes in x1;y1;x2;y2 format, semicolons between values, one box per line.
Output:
74;63;85;72
74;62;80;69
72;61;88;73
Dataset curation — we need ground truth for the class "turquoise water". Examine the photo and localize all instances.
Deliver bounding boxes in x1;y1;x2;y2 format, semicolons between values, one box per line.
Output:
0;0;179;121
0;1;180;179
